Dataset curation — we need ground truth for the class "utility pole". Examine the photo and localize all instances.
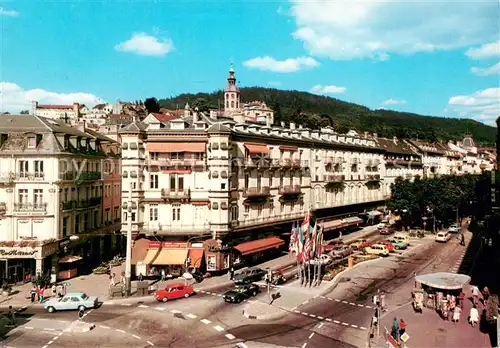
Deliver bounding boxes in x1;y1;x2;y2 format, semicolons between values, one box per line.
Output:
125;183;132;297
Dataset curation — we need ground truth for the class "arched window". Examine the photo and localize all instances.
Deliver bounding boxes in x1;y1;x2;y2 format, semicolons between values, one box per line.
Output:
231;94;234;99
226;101;229;108
236;102;239;108
231;101;234;108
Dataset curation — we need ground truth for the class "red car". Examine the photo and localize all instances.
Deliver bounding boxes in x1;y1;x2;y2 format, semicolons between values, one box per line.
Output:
379;240;395;252
329;245;354;259
155;283;194;302
323;240;344;252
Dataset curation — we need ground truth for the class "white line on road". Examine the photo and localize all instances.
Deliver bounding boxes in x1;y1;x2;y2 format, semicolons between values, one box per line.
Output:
308;332;315;339
201;319;211;324
121;303;132;306
317;316;324;320
301;343;307;348
325;318;332;322
99;325;110;329
318;323;324;329
342;322;349;326
214;325;225;332
349;302;356;306
360;326;367;330
341;301;348;304
186;314;197;319
138;305;149;308
155;307;165;311
116;329;126;333
58;333;63;336
42;346;48;348
334;299;340;302
309;314;316;318
44;328;56;331
24;326;34;329
47;341;53;345
225;334;236;340
351;324;358;328
170;310;182;314
357;304;364;307
294;310;300;313
302;300;309;305
53;336;59;341
210;292;218;296
320;296;326;299
333;320;340;324
132;334;141;339
302;312;308;316
147;341;155;346
238;344;248;348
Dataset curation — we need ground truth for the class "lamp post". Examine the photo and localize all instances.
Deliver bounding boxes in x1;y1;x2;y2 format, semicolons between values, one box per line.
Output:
124;183;132;297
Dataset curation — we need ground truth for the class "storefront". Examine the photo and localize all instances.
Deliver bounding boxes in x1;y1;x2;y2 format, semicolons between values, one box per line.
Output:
204;239;233;272
0;240;58;284
233;236;284;265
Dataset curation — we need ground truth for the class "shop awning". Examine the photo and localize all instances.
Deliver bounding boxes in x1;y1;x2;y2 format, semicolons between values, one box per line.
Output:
244;143;270;154
58;256;82;263
279;145;298;152
321;219;344;232
188;248;204;268
146;142;206;153
234;236;284;256
343;216;363;225
131;238;150;264
152;249;188;266
415;272;471;290
140;249;160;265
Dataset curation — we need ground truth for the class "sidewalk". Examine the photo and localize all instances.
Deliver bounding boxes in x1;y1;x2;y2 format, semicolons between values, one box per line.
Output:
0;225;378;308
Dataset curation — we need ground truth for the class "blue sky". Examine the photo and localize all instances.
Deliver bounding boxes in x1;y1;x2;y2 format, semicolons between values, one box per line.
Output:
1;0;499;125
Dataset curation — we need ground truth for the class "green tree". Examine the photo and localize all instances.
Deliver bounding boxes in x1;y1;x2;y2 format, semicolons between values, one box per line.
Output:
144;97;160;114
20;110;29;114
192;97;211;113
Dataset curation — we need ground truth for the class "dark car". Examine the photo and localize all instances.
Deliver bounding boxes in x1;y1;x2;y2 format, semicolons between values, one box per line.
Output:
233;267;266;284
223;283;260;303
329;245;354;259
323;240;344;252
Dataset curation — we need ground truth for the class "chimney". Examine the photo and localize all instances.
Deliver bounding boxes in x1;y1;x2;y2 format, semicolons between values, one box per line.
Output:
373;133;378;140
393;136;398;144
280;121;285;128
31;101;38;116
290;122;296;130
364;131;368;138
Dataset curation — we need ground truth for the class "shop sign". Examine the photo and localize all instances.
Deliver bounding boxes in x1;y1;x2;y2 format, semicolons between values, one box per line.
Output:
207;244;231;253
0;248;37;258
148;241;188;249
41;242;58;258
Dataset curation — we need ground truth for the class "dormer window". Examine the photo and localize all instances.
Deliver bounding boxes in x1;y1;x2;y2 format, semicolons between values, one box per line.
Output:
28;136;37;148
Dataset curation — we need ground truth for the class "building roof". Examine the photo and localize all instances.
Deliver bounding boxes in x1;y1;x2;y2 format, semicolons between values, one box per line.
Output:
149;112;179;123
120;120;147;132
37;104;87;110
375;137;416;155
207;123;231;134
407;139;444;155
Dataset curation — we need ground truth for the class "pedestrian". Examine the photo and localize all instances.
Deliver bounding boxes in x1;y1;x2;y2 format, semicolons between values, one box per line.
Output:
161;269;166;282
482;286;490;302
469;305;479;327
399;318;406;338
30;286;36;303
7;305;15;326
391;317;400;341
339;231;343;242
138;273;143;282
36;286;40;302
460;233;465;246
449;295;456;311
51;284;57;298
471;285;480;306
452;306;461;323
380;291;386;311
39;287;45;303
229;267;234;280
458;291;465;309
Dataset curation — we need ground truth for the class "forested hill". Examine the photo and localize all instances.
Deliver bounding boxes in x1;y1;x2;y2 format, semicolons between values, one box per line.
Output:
158;87;496;146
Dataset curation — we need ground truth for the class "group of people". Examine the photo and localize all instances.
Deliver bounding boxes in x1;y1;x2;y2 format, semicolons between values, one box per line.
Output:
29;283;67;303
391;317;407;342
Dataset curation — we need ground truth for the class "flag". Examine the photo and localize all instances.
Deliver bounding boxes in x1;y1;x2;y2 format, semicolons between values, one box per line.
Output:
288;221;297;253
302;235;314;262
311;220;318;254
297;220;304;253
316;225;324;257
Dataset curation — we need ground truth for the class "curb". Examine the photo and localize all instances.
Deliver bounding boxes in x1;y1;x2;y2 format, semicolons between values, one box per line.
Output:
242;304;288;321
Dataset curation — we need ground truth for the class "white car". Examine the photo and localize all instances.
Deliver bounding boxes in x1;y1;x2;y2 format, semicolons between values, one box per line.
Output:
435;232;451;243
377;223;386;229
448;224;459;233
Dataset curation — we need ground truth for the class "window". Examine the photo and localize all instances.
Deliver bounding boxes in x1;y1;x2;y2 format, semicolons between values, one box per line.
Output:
18;189;28;203
150;207;158;221
34;160;44;178
172;207;181;221
170;176;176;190
105;208;110;222
150;174;159;189
19;161;28;177
75;215;80;234
257;205;263;217
33;189;43;205
123;212;128;222
244;205;250;214
221;183;226;190
150;152;159;161
131;182;136;189
62;217;68;237
231;101;234;108
244;174;249;189
83;213;88;231
131;212;136;222
94;211;98;228
280;202;285;213
28;136;36;148
178;177;184;190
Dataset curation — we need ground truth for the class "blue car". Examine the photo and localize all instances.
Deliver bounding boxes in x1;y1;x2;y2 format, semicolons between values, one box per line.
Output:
44;292;99;313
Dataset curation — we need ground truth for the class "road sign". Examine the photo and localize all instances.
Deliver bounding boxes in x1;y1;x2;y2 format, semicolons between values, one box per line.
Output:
401;332;410;342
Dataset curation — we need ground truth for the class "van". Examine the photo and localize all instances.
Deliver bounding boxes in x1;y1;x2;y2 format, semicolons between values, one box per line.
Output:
394;233;410;245
366;244;389;257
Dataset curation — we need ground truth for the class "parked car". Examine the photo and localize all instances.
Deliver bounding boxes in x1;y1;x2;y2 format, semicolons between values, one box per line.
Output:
378;240;395;252
329;245;354;259
435;232;452;243
44;292;99;313
377;223;387;229
350;239;372;250
448;224;459;233
155;283;194;302
308;254;332;265
323;239;344;252
387;237;409;250
379;228;393;235
223;283;260;303
365;244;390;257
394;233;411;245
233;267;266;284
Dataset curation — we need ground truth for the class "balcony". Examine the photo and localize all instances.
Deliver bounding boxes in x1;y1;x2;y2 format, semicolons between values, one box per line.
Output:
280;158;292;168
61;200;76;210
366;174;381;181
151;158;205;168
292;159;302;168
236;212;305;229
142;222;211;236
16;172;45;181
14;202;48;213
59;171;101;182
279;185;301;195
327;175;345;182
243;186;271;198
75;197;102;209
325;157;334;165
161;189;190;200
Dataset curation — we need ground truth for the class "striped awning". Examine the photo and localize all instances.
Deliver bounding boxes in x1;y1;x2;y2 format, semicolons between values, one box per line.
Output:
244;143;270;154
321;219;345;232
343;216;363;225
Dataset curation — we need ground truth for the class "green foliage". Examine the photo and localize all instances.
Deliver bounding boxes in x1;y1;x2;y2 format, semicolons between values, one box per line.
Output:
20;110;29;114
158;87;496;145
388;173;492;224
32;273;51;288
144;97;160;114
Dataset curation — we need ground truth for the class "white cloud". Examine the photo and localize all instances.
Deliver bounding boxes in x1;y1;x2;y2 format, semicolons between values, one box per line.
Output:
382;98;407;106
471;62;500;76
288;0;499;60
115;33;174;56
311;84;346;94
0;7;18;17
0;82;105;112
465;40;500;59
243;56;319;73
447;87;500;125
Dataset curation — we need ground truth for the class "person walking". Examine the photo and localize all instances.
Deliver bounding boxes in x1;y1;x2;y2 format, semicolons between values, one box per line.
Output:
471;285;480;306
460;233;465;246
458;291;465;309
469;305;479;327
452;306;461;323
30;286;36;304
399;318;406;338
160;269;166;282
229;267;234;280
391;317;400;341
39;287;45;303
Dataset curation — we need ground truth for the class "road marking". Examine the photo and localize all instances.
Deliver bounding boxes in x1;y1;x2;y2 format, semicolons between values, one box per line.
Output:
147;341;155;346
170;310;182;314
317;316;324;320
210;292;218;296
308;332;315;339
342;322;349;326
334;299;340;302
351;324;358;328
333;320;340;324
99;325;110;329
357;304;364;307
132;334;141;339
58;332;63;336
318;323;324;329
349;302;356;306
116;329;126;333
302;300;310;305
360;326;367;330
53;337;59;341
201;319;211;324
217;294;223;297
186;313;197;319
302;312;308;315
301;343;307;348
342;301;348;304
237;344;248;348
320;296;326;299
42;346;48;348
138;305;149;308
47;341;53;345
44;328;56;331
309;314;316;318
155;307;165;311
24;326;34;329
214;325;225;332
121;303;132;306
294;310;300;313
225;333;236;340
325;318;332;322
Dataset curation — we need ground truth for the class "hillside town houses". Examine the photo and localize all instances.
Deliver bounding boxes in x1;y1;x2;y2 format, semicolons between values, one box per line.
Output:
0;66;496;282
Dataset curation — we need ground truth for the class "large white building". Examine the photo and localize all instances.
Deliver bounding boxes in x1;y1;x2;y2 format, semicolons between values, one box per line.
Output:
0;115;121;283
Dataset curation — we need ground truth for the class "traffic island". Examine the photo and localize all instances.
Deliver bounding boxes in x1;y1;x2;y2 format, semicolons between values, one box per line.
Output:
243;301;288;321
63;320;96;333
